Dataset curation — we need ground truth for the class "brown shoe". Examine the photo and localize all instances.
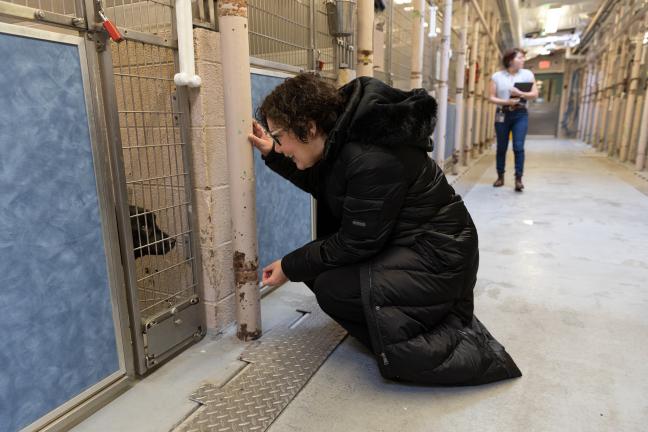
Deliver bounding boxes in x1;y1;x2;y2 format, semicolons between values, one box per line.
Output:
515;175;524;192
493;173;504;187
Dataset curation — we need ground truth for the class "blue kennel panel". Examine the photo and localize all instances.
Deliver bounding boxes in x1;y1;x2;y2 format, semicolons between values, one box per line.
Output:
251;73;313;273
0;30;120;431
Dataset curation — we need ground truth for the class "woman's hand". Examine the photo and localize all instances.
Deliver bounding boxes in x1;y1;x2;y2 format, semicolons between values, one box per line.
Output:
507;98;521;106
262;259;288;287
248;121;274;157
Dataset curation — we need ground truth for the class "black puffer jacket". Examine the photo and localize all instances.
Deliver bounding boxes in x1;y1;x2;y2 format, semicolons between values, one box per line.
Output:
265;77;521;385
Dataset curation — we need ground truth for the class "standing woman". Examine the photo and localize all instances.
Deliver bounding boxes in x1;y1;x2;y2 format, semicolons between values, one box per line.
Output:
489;48;538;191
248;73;521;385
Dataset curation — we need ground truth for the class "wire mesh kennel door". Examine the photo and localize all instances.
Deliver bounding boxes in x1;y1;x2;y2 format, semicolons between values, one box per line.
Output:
96;0;205;374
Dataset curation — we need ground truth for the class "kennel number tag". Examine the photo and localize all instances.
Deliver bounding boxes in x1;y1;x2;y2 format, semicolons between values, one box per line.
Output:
495;112;505;123
98;10;124;43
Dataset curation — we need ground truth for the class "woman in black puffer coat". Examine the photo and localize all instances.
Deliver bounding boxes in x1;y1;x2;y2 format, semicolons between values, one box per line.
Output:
248;73;521;385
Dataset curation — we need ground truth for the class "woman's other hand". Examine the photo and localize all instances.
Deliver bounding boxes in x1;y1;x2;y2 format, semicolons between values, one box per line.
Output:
510;87;523;98
248;121;274;157
507;98;521;106
262;259;288;287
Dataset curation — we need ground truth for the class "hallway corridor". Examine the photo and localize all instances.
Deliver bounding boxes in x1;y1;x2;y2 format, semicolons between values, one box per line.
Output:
263;138;648;432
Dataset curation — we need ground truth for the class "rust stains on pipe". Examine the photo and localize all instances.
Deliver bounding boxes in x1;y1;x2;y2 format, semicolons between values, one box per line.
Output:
233;251;258;285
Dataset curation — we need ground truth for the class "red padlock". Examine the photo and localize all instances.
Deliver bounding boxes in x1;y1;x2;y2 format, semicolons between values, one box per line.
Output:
98;10;124;43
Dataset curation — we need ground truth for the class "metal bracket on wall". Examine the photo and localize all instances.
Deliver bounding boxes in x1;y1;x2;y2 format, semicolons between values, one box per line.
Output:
0;1;86;29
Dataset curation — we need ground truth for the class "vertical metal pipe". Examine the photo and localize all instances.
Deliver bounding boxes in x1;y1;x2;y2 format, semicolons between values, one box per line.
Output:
478;11;493;151
619;35;644;161
576;64;586;140
581;61;595;142
308;0;316;71
217;0;261;341
607;33;629;156
386;1;394;86
635;77;648;170
433;0;453;169
590;52;606;147
629;90;645;161
558;61;572;138
464;18;479;165
473;20;486;155
357;0;374;77
410;0;425;89
452;0;469;173
598;39;616;151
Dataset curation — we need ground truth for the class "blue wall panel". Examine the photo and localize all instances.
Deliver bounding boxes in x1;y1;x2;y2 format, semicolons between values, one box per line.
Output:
0;32;119;431
250;73;312;273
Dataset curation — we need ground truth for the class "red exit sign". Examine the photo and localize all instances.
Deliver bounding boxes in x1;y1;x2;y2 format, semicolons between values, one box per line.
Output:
539;60;552;70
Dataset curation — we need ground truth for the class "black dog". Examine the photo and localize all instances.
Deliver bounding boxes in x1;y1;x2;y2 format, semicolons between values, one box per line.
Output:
129;205;176;258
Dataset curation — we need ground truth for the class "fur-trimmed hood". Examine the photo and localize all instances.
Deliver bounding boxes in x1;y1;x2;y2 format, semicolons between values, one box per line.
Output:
324;77;437;160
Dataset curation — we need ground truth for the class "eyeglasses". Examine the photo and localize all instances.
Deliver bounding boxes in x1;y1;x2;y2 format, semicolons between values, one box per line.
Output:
268;128;284;147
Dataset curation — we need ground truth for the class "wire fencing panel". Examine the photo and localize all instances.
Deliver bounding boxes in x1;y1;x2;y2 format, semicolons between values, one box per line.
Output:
390;2;413;90
104;0;199;321
5;0;80;17
248;0;311;69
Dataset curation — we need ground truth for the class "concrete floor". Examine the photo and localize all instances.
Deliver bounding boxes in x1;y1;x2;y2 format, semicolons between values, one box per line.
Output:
74;139;648;432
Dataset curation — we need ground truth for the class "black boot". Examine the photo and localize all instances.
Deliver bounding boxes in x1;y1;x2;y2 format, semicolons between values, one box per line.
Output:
493;173;504;187
515;175;524;192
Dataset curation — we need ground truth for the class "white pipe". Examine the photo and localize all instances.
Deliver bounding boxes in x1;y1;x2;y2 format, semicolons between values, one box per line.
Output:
620;36;644;161
579;63;593;141
635;74;648;170
473;23;486;153
174;0;201;87
434;0;452;169
217;0;261;341
410;0;425;89
357;0;374;77
464;19;480;164
452;0;469;174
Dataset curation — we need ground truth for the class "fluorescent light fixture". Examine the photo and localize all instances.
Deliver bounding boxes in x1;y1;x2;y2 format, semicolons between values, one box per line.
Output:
427;5;437;38
404;6;413;11
394;0;411;4
644;31;648;45
544;6;563;34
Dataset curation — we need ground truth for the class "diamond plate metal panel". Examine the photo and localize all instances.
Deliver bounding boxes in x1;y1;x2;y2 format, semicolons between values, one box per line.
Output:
175;300;346;432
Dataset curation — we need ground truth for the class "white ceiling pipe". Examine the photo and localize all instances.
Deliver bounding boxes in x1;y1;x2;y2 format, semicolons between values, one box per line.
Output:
174;0;201;87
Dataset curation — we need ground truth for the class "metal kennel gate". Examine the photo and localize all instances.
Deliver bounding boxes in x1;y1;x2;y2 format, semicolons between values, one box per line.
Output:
0;0;206;376
96;0;205;374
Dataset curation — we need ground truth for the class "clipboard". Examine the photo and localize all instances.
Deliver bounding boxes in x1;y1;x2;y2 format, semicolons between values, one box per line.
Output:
514;82;533;92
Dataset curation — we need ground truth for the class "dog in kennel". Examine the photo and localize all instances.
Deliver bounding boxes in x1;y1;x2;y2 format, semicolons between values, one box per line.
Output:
129;205;176;258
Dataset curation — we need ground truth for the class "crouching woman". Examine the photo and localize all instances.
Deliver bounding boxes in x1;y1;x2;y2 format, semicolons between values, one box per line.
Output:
248;73;521;385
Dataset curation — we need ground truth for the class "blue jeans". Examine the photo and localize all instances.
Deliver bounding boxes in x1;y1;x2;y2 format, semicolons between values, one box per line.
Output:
495;110;528;177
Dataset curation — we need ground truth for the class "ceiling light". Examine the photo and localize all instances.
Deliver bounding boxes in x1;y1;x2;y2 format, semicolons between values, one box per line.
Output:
544;6;563;35
394;0;411;4
427;5;437;38
403;6;413;11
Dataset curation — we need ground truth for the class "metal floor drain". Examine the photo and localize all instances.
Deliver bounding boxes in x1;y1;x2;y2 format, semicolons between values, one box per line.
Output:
174;300;346;432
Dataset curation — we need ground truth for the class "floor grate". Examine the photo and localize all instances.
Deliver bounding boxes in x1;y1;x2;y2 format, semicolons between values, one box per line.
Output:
174;300;346;432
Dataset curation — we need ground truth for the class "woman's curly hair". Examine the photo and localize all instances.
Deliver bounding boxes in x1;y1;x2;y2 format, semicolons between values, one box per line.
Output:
257;73;345;142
